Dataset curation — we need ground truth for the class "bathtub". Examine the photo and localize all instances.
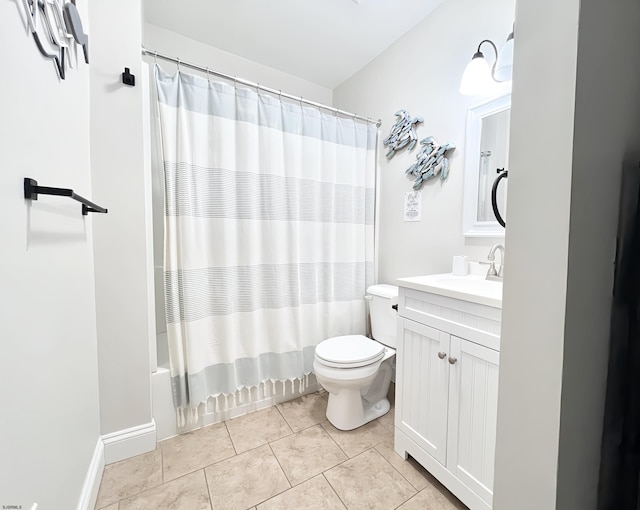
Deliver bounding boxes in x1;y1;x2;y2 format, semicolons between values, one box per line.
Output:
152;332;321;440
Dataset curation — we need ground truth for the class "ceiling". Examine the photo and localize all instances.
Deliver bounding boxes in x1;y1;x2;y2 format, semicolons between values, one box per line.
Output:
144;0;444;89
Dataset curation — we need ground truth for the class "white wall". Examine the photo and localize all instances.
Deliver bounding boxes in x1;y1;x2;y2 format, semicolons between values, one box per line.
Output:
494;0;640;508
492;0;579;507
90;0;154;435
144;23;333;105
0;2;101;508
333;0;515;284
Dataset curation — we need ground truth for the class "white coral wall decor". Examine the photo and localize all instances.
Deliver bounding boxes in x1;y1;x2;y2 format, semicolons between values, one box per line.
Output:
20;0;89;80
405;137;456;190
382;109;424;159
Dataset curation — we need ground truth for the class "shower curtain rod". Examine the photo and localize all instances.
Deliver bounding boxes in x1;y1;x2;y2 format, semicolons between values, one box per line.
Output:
142;47;382;128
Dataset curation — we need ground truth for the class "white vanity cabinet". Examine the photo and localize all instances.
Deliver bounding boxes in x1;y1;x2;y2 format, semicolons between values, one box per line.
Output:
394;281;501;510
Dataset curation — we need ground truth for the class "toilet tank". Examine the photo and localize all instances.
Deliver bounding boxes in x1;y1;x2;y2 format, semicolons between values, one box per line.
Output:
367;284;399;348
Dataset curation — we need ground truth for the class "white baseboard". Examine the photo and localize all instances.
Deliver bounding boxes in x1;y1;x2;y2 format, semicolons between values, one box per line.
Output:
101;420;157;465
76;439;105;510
76;422;157;509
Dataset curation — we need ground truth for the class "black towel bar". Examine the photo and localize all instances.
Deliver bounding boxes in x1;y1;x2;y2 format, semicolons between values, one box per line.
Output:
24;178;108;216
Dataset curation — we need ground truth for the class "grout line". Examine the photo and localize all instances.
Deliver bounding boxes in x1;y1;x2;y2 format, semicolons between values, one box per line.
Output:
229;404;294;454
183;440;286;506
273;391;322;430
223;419;238;455
392;489;428;510
280;393;330;434
109;394;412;510
268;422;349;489
101;450;165;508
160;443;165;484
267;442;293;488
272;403;295;436
116;469;205;508
325;447;419;510
257;492;281;509
369;447;419;504
203;467;215;509
324;444;369;473
156;427;239;485
273;401;286;420
321;472;348;510
161;451;237;485
246;443;290;508
216;439;282;459
376;444;425;493
291;419;325;434
318;421;350;459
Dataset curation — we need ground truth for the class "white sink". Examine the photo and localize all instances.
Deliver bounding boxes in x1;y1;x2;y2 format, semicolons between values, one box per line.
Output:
396;273;503;308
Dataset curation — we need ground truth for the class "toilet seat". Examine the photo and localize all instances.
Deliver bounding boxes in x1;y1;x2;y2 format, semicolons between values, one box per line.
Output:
315;335;385;369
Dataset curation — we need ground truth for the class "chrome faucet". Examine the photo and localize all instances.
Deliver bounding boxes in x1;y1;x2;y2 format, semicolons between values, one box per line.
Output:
486;244;504;280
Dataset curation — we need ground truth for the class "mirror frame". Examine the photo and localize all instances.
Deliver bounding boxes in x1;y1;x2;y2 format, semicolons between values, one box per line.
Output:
462;93;511;238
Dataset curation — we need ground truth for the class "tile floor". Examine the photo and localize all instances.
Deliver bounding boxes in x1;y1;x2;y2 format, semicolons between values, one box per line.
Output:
95;386;468;509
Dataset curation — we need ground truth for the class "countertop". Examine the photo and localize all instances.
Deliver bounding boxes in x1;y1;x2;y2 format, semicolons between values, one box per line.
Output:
396;273;503;309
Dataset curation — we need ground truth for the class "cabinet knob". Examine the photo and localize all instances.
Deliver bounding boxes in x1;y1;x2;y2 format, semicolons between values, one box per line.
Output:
438;352;446;359
448;356;458;365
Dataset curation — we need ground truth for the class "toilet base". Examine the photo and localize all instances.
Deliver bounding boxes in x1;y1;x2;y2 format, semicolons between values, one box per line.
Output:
326;390;391;431
362;397;391;426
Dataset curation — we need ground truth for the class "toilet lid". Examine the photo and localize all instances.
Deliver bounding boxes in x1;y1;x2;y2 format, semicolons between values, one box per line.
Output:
316;335;385;367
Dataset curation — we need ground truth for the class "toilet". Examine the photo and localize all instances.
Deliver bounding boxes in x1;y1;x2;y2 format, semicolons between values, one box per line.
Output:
313;284;398;431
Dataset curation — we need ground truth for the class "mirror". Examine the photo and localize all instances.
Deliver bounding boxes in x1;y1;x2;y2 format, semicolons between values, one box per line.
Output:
463;94;511;237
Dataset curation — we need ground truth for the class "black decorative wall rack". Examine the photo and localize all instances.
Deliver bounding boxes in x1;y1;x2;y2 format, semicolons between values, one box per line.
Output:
24;178;108;216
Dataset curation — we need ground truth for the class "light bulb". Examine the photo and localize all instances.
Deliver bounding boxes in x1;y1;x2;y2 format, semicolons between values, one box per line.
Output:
460;53;494;96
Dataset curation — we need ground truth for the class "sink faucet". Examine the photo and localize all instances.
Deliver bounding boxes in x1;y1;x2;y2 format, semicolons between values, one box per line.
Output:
487;244;504;279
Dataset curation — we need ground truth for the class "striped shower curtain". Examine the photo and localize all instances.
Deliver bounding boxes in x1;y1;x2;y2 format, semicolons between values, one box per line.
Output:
154;66;377;424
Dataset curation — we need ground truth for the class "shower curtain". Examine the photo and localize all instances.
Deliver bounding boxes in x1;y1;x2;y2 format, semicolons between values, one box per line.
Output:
154;66;377;424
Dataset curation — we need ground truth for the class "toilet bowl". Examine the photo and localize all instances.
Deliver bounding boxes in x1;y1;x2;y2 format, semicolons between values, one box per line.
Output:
314;284;398;431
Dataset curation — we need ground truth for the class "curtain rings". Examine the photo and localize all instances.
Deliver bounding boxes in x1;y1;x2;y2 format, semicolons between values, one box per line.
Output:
154;50;158;65
205;67;210;83
177;57;181;71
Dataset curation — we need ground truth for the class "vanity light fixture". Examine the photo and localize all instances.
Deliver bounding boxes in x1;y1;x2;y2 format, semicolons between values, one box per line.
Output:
494;26;514;81
460;24;514;96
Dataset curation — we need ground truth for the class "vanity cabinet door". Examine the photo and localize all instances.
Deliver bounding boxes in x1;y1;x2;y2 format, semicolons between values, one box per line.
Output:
396;318;450;466
446;336;500;507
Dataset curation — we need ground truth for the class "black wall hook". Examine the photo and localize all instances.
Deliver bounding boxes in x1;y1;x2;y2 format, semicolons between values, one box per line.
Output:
122;67;135;86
